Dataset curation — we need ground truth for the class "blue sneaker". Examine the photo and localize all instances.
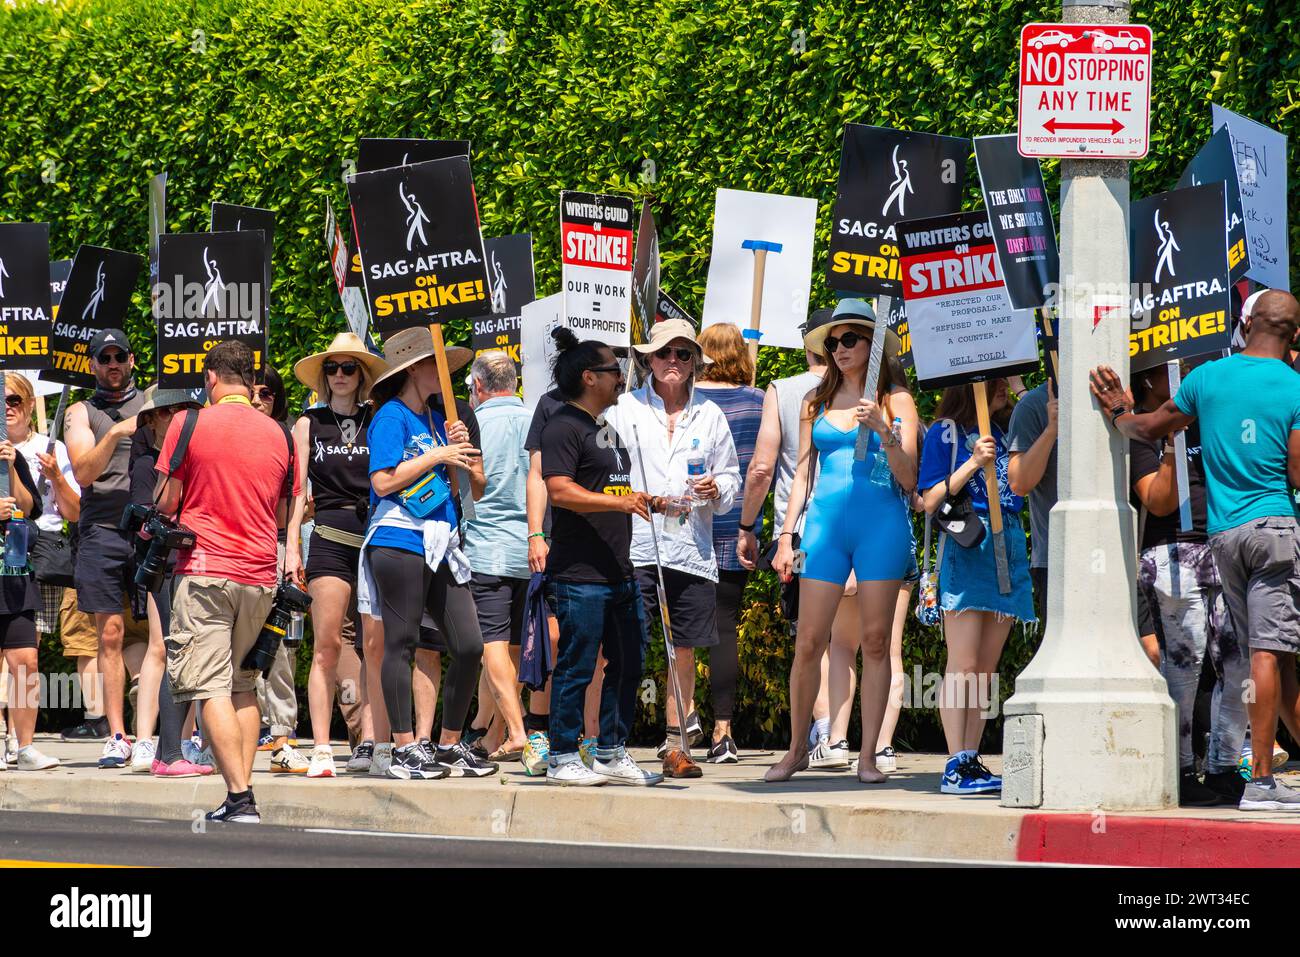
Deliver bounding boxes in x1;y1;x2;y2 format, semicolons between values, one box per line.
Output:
940;754;965;794
940;754;1002;795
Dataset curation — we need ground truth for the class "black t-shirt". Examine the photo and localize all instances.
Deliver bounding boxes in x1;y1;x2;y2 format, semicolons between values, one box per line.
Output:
540;403;633;583
129;427;159;509
525;389;565;452
1131;424;1208;547
3;454;42;614
304;405;373;535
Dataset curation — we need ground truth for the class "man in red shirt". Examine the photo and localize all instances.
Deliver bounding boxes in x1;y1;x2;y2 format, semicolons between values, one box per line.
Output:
154;340;299;824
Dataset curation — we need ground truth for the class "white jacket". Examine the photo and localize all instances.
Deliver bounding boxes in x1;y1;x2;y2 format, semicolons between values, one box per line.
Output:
604;379;740;583
356;497;471;622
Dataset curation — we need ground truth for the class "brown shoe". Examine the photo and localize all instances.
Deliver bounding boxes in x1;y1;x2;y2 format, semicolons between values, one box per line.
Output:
662;748;703;779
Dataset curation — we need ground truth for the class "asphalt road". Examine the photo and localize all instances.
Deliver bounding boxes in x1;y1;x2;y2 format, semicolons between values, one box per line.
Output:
0;810;987;867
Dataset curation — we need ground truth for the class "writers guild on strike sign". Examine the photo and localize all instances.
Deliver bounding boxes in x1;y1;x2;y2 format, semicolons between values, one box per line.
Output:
348;155;492;336
1129;182;1232;374
560;190;635;348
0;223;54;368
827;124;969;298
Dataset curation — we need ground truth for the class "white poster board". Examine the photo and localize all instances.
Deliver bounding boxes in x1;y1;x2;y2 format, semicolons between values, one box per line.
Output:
701;188;816;350
1211;104;1290;291
520;292;571;410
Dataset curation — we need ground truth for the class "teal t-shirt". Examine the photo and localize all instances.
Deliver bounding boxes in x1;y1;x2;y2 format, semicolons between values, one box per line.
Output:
1172;353;1300;535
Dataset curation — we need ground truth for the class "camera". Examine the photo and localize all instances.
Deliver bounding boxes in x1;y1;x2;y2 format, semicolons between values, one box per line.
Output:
241;581;313;677
120;503;197;594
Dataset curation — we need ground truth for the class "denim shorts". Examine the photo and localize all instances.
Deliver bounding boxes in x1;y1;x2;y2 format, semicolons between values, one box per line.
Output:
939;513;1036;622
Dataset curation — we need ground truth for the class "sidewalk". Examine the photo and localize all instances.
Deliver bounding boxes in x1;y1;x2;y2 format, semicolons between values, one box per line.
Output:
4;736;1299;865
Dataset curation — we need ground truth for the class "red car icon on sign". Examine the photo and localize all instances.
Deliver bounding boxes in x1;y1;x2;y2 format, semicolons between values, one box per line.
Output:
1031;29;1074;49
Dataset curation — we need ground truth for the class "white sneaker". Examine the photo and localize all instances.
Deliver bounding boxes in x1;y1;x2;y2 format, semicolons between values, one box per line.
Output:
5;733;18;766
593;751;663;786
97;733;133;769
808;736;850;770
368;743;393;777
17;745;60;771
130;739;156;773
547;753;606;786
307;746;338;778
875;746;897;774
269;745;311;773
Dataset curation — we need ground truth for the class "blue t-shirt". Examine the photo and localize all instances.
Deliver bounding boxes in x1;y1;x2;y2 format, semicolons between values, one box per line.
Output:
1173;353;1300;535
918;420;1023;514
367;399;457;555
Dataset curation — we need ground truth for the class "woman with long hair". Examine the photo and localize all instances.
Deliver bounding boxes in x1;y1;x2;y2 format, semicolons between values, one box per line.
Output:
770;298;918;783
918;378;1034;795
285;332;387;778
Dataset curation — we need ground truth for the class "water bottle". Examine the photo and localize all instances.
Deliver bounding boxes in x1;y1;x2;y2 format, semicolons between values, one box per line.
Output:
687;447;708;506
3;508;27;572
870;418;903;486
285;610;305;647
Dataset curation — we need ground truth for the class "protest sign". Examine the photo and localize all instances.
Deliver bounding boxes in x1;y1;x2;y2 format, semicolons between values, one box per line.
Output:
1210;105;1288;290
827;125;969;298
1177;127;1249;285
630;201;659;349
148;172;166;289
0;224;53;369
43;246;144;389
471;233;535;370
655;289;695;327
323;198;370;340
702;188;816;359
883;296;912;370
559;191;635;348
519;293;570;409
898;210;1039;391
1129;183;1231;373
49;260;72;314
348;156;491;335
973;135;1059;310
10;261;73;405
154;231;267;388
357;138;470;174
211;203;274;319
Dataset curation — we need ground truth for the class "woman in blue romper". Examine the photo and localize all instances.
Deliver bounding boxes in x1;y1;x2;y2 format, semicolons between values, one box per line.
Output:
769;299;918;784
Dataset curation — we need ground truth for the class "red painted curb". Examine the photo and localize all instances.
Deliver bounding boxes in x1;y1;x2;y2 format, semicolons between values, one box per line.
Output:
1017;814;1300;867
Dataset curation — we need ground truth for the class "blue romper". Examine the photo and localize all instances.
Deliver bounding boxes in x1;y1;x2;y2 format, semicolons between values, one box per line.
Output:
799;413;914;585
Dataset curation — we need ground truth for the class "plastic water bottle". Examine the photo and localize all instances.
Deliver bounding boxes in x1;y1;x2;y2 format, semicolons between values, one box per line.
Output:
870;418;903;486
285;610;305;647
3;509;28;571
687;450;708;505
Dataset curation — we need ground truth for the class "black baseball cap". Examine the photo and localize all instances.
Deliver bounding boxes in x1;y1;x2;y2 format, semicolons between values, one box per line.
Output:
88;328;132;359
799;307;835;336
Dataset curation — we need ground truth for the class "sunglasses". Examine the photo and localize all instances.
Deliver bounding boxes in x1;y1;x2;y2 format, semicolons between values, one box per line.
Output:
588;364;622;376
653;346;694;363
323;360;360;377
4;395;23;409
824;331;868;353
254;387;275;402
97;350;130;365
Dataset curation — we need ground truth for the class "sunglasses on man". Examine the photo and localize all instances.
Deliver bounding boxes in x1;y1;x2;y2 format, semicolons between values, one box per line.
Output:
824;331;870;353
323;360;360;377
96;350;130;365
587;364;622;376
653;346;694;363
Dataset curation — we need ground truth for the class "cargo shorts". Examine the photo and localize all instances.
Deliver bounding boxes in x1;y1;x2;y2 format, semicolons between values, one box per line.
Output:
1209;515;1300;655
166;575;276;703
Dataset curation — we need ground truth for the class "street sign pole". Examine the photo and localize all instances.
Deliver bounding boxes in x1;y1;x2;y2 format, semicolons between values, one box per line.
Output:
1002;0;1176;811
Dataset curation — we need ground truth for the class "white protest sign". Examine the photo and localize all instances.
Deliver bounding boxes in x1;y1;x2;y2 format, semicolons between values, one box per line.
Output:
1211;104;1290;291
560;192;635;348
701;188;816;350
520;292;570;410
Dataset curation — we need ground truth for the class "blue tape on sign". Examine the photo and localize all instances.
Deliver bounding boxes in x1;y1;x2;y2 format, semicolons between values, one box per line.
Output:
741;329;763;341
742;239;784;253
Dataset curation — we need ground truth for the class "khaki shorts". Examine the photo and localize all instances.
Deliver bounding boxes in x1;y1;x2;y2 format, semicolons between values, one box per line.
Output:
166;575;276;703
59;589;149;658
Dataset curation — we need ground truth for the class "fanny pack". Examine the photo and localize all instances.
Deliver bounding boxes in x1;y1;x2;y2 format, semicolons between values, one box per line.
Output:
397;411;451;520
932;419;985;550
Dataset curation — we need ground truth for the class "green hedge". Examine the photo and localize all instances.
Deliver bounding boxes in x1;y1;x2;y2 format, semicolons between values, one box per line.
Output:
10;0;1298;749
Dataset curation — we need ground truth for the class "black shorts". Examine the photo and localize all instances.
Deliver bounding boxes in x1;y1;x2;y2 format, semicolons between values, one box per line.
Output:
75;524;133;615
636;566;718;649
0;611;36;650
306;532;360;586
470;573;527;645
416;623;446;653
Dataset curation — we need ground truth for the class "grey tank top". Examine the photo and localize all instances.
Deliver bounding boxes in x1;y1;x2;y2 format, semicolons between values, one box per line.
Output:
772;370;821;533
80;391;146;527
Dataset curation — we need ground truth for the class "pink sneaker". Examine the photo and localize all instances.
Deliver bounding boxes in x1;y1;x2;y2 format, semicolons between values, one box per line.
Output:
151;758;214;777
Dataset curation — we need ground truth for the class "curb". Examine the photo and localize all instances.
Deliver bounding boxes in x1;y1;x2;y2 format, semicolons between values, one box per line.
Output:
1017;813;1300;866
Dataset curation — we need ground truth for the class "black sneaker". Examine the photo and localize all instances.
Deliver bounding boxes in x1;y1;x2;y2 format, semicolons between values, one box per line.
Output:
707;735;739;764
386;742;450;780
1204;769;1246;805
685;711;704;747
1178;770;1221;807
435;740;499;777
461;726;491;761
205;796;260;824
61;716;109;742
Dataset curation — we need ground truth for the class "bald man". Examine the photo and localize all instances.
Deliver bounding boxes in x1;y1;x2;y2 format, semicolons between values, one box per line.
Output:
1090;289;1300;812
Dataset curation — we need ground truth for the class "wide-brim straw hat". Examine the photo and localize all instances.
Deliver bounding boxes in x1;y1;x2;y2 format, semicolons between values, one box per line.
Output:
631;318;713;365
293;331;390;391
371;326;473;390
137;384;203;414
803;298;902;358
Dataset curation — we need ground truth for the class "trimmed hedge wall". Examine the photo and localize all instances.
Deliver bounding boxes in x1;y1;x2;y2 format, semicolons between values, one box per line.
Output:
8;0;1297;748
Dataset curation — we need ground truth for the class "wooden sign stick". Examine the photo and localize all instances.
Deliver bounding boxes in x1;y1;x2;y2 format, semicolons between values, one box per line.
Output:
741;239;782;386
428;323;475;522
973;380;1011;595
1166;360;1193;533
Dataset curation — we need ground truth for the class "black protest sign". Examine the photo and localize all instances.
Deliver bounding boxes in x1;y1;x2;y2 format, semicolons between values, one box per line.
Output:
1130;183;1232;373
883;297;913;370
49;259;72;315
898;210;1039;391
655;289;696;328
471;233;535;369
44;246;144;388
973;135;1059;310
827;124;969;297
356;138;470;174
154;232;267;388
630;201;659;347
1177;127;1249;285
0;224;53;369
211;203;274;318
148;172;166;288
348;156;491;335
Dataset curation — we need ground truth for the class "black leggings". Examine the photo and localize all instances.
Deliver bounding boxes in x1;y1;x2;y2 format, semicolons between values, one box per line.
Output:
368;546;484;736
153;582;189;765
712;570;747;723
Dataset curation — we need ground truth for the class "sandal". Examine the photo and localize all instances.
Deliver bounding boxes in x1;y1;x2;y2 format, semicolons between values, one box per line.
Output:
489;743;526;762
